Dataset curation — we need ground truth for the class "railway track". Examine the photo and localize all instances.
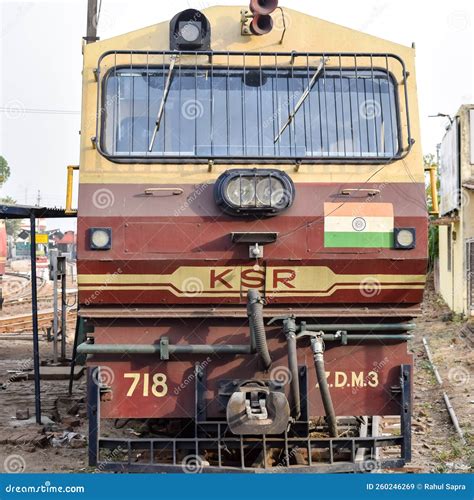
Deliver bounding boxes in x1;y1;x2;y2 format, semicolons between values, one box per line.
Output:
0;308;76;333
2;272;47;304
2;289;77;308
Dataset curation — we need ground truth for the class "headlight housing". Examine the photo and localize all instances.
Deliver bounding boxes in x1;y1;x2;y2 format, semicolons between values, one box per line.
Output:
214;169;295;216
394;228;416;250
89;228;112;250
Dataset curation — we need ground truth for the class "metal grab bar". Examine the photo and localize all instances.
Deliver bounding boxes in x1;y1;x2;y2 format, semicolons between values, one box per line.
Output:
144;187;184;196
340;188;380;197
298;323;415;332
77;341;253;358
424;163;439;216
65;165;79;214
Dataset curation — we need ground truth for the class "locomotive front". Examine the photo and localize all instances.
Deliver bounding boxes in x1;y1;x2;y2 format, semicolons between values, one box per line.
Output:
76;3;428;472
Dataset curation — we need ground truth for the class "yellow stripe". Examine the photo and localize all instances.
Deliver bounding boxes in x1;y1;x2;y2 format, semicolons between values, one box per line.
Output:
78;283;425;298
79;164;425;185
78;266;426;298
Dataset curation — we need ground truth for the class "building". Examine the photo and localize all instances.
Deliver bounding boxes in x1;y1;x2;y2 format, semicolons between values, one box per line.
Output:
438;104;474;315
54;230;76;259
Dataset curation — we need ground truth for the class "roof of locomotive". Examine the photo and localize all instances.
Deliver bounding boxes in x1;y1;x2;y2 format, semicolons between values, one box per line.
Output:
84;5;415;59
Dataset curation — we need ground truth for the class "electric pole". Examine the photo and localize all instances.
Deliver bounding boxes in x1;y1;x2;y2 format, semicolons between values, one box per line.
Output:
85;0;99;44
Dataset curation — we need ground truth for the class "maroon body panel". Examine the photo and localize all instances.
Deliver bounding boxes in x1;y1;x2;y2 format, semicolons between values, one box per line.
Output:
88;319;412;418
78;182;428;307
79;180;426;419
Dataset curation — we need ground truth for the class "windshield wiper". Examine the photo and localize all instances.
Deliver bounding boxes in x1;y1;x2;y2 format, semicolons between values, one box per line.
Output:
148;54;179;152
274;57;328;144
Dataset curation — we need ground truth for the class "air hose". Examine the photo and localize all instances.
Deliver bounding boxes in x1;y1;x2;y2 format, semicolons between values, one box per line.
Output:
311;335;338;437
286;328;301;420
247;289;272;371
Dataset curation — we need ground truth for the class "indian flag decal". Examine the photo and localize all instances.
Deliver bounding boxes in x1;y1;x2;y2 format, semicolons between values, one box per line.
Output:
324;202;394;248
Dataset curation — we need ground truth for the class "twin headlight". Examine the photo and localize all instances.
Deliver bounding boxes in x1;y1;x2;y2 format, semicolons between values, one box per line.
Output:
214;169;295;216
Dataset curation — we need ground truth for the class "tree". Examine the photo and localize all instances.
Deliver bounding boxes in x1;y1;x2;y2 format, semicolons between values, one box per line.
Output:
0;196;22;238
0;156;10;186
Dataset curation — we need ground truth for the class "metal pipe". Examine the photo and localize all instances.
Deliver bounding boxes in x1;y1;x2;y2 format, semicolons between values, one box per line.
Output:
311;336;337;437
171;345;252;355
320;334;413;342
285;319;301;420
50;249;59;364
425;165;439;216
247;289;272;370
69;316;81;395
65;166;78;214
443;393;467;445
77;343;252;356
422;337;466;445
30;214;41;425
299;323;415;332
85;0;99;43
60;261;67;359
422;337;443;385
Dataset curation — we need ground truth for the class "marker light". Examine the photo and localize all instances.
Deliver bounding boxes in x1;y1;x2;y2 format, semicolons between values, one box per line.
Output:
394;228;416;250
89;228;112;250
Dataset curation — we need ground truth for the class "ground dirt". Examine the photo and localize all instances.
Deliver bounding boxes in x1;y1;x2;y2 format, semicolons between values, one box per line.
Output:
0;275;472;473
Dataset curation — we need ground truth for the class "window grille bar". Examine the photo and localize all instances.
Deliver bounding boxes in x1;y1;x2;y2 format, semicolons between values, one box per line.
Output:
97;51;412;164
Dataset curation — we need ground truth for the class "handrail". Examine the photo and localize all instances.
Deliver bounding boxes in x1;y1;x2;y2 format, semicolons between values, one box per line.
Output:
425;164;439;216
65;165;79;214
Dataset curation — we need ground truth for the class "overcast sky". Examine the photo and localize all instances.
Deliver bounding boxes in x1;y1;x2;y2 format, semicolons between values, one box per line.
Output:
0;0;473;231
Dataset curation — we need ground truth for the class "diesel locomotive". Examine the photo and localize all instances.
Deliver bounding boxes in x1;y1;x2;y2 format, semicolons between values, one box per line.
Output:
75;2;428;472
